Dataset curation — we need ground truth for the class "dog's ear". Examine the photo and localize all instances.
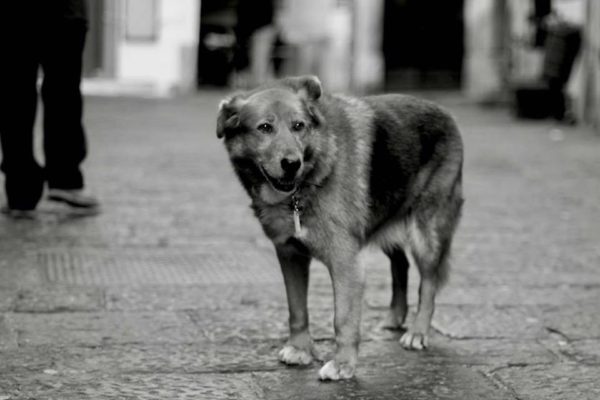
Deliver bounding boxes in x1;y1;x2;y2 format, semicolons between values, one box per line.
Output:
304;101;324;128
216;95;245;139
282;75;322;101
282;76;324;127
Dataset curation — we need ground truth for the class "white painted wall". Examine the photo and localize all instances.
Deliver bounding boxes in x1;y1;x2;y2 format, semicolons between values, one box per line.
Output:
117;0;200;95
463;0;507;101
323;5;353;92
352;0;384;92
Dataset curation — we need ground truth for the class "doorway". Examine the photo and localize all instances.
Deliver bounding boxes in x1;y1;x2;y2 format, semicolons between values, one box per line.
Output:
383;0;464;90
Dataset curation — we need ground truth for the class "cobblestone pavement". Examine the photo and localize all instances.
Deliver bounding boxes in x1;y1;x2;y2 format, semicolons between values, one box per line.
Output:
1;91;599;399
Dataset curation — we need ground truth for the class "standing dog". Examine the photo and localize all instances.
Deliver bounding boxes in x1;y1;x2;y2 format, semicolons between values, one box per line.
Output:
217;76;463;380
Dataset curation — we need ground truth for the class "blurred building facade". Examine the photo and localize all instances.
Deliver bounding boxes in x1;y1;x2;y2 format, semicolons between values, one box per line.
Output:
82;0;200;97
83;0;599;131
464;0;600;131
196;0;384;92
83;0;380;95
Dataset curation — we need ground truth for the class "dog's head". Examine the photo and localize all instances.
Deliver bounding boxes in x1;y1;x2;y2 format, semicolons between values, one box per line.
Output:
217;76;327;203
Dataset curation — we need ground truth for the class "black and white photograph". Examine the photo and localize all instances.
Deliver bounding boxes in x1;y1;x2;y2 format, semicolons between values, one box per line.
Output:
1;0;599;398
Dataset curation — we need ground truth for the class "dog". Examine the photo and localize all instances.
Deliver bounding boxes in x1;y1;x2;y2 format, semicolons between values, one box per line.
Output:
216;76;463;380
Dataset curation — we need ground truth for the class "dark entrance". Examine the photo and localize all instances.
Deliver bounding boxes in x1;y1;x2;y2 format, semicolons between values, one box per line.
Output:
197;0;237;87
383;0;464;90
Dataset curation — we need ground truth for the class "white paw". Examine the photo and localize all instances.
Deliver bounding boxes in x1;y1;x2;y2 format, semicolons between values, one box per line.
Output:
400;330;428;350
318;360;355;381
278;345;313;365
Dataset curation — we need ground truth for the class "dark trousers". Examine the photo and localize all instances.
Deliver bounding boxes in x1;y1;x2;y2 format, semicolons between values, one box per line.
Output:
0;15;88;209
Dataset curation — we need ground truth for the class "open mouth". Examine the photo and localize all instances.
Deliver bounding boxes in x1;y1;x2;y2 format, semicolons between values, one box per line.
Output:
259;166;297;193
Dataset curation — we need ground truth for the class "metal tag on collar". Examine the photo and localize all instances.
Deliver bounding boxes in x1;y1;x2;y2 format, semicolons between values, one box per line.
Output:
292;195;302;235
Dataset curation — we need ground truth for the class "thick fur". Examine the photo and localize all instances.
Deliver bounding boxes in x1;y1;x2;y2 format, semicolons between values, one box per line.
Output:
217;76;463;380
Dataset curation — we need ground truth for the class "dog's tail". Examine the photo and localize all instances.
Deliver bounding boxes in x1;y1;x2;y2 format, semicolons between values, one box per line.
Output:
412;116;464;289
432;193;464;288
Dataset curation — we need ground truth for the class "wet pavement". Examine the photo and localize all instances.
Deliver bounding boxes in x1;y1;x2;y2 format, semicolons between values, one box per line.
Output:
1;91;599;399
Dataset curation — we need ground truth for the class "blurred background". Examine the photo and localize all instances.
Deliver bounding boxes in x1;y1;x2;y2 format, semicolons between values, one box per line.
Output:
82;0;599;129
2;1;600;397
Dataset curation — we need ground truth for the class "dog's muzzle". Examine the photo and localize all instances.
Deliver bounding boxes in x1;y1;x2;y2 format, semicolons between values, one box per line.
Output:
259;165;298;193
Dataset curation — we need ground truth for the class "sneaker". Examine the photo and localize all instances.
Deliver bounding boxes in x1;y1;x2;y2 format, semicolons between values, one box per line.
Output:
47;189;100;209
1;205;36;219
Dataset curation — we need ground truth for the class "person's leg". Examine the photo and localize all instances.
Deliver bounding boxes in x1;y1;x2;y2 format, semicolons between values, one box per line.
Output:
0;8;44;210
548;80;567;121
40;18;88;191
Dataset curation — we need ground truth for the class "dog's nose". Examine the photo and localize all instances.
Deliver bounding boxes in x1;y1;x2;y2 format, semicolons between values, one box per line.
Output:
281;157;301;176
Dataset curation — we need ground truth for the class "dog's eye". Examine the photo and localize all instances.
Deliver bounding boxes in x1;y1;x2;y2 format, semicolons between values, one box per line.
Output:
292;121;305;132
257;123;273;133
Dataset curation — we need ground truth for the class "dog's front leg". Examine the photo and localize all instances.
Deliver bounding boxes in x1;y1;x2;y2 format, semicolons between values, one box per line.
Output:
319;247;365;380
275;243;314;365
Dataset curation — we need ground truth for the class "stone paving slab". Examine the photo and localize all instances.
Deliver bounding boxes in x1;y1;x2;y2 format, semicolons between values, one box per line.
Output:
105;284;285;311
5;311;202;347
535;304;600;340
431;305;543;339
0;248;44;288
185;307;337;342
184;303;431;344
433;303;600;341
0;334;556;377
0;342;282;376
361;245;600;296
13;286;105;313
562;339;600;365
492;364;600;400
0;372;263;400
0;289;16;312
338;339;556;369
362;338;556;367
366;280;600;308
37;247;280;286
0;315;17;351
376;281;599;318
252;363;514;400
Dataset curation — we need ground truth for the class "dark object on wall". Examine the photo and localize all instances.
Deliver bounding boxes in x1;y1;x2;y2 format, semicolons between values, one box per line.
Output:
383;0;464;90
514;22;581;121
232;0;274;72
197;0;237;87
531;0;552;47
542;23;582;86
535;0;552;18
198;24;236;86
514;83;562;119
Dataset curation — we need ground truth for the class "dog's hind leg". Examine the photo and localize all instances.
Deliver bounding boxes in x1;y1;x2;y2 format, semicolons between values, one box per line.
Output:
380;248;410;330
399;217;444;350
399;209;459;350
399;267;437;350
276;242;314;365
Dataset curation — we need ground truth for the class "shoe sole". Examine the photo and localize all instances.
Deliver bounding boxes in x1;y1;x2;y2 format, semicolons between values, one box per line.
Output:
1;208;37;220
48;195;99;209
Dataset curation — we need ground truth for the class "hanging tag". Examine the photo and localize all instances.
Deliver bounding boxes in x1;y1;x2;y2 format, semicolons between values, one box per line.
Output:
292;196;302;235
293;208;302;235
